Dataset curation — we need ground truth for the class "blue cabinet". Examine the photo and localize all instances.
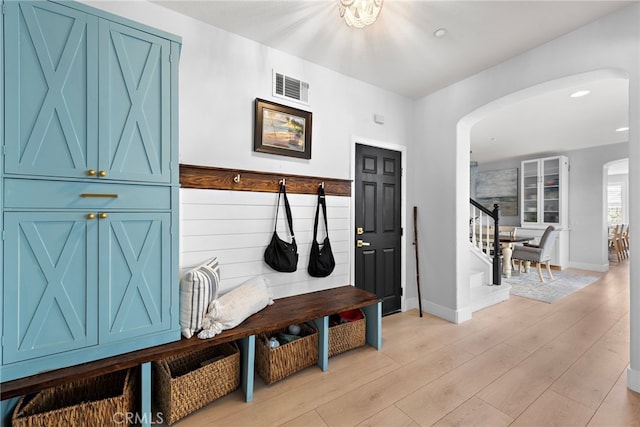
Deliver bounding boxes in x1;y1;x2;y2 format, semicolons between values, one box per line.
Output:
99;213;172;343
4;0;98;180
5;1;172;184
3;212;98;364
2;1;181;382
98;20;172;184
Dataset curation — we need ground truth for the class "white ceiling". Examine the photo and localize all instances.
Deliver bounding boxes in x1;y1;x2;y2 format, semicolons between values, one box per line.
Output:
470;78;630;164
152;0;633;163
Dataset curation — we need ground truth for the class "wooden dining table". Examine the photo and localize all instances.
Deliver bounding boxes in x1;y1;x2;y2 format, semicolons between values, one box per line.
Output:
497;235;535;278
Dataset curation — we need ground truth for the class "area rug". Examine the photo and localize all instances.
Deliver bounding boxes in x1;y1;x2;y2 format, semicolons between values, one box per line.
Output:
504;270;601;303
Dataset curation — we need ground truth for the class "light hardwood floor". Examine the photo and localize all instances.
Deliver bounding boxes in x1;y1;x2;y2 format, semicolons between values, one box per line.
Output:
174;261;640;426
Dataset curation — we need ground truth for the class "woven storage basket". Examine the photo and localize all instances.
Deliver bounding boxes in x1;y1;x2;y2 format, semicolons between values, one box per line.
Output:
328;309;366;357
12;368;135;427
256;323;318;385
154;341;240;425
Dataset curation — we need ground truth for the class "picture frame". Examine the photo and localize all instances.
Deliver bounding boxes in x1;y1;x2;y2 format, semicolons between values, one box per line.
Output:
254;98;312;159
475;168;519;216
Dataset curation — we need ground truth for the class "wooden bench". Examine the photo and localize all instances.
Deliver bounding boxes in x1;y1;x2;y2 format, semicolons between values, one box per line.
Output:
1;285;381;426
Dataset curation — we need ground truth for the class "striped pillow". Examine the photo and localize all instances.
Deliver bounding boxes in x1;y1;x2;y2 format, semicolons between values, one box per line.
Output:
179;257;221;338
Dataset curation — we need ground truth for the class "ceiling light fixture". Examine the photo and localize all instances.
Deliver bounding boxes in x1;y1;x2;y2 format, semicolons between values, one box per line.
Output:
570;90;590;98
339;0;383;28
434;28;448;38
616;126;629;132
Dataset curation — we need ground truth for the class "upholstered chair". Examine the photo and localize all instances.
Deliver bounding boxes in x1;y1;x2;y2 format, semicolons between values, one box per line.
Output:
511;225;559;282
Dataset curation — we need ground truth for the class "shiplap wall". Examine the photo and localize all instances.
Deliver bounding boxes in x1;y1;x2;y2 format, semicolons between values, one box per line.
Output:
180;188;351;298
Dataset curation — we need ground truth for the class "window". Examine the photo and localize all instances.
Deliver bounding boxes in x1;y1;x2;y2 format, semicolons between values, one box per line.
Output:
607;184;623;224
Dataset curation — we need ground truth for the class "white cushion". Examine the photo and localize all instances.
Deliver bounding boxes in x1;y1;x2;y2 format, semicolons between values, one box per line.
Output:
198;276;274;339
179;257;221;338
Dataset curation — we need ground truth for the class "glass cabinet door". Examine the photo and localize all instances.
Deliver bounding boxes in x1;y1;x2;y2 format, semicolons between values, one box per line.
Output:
522;160;539;224
542;158;560;224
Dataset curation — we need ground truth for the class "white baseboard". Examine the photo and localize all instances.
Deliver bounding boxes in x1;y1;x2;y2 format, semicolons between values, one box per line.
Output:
420;299;471;324
628;366;640;393
567;261;609;272
405;296;418;312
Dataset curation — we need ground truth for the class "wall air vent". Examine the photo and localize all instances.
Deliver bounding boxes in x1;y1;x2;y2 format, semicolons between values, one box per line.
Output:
273;71;310;105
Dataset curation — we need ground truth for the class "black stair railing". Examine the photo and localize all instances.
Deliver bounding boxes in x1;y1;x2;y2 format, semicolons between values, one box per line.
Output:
469;199;501;286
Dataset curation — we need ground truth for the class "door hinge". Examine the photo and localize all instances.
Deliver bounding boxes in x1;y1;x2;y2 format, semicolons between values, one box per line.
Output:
2;230;5;241
400;288;403;296
400;227;403;236
2;4;5;15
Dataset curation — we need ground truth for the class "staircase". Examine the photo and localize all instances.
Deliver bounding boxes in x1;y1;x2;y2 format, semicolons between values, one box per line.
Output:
468;199;511;312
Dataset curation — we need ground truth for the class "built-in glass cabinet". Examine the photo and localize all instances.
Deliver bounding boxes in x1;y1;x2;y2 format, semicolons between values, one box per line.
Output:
521;156;568;227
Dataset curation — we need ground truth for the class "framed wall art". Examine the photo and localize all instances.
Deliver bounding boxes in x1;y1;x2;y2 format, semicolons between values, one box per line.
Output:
254;98;312;159
475;167;519;216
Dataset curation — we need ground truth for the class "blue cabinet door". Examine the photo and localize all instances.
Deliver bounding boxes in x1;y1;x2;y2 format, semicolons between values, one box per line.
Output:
99;20;172;184
99;213;171;343
3;212;98;363
4;1;98;179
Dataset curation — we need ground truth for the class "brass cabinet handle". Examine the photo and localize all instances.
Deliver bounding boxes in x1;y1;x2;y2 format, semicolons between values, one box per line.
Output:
80;193;118;198
99;213;108;219
87;213;96;220
99;170;107;177
88;169;96;176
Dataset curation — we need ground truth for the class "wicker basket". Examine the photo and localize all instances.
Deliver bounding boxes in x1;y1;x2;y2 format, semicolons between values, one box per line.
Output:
256;323;318;385
154;341;240;425
12;368;135;427
329;309;366;357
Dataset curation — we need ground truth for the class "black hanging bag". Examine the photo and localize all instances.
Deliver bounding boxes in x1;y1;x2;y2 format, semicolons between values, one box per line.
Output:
308;185;336;277
264;182;298;272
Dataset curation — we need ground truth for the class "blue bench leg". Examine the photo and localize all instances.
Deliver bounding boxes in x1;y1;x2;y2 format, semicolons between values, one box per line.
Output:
238;336;255;402
141;362;151;427
313;317;329;371
362;302;382;350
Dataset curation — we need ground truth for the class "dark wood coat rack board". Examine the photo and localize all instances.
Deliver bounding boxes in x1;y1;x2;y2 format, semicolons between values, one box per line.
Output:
180;164;352;197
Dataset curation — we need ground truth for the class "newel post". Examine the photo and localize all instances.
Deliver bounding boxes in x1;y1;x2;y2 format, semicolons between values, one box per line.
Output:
492;204;501;286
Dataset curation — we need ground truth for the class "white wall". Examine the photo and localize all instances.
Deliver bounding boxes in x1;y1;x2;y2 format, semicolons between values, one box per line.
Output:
569;142;629;271
83;0;412;298
180;189;351;299
412;3;639;390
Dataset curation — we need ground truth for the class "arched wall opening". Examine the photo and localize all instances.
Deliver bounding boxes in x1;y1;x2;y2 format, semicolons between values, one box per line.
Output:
456;68;629;311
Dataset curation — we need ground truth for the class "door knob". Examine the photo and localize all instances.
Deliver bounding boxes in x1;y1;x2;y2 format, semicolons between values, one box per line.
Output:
357;240;371;248
99;213;108;219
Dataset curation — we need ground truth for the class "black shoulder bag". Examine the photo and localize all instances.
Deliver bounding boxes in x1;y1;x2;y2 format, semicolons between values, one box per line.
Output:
308;185;335;277
264;182;298;272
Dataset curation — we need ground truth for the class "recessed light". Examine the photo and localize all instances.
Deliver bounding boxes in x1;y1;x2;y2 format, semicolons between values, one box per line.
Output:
433;28;447;38
616;127;629;132
570;90;590;98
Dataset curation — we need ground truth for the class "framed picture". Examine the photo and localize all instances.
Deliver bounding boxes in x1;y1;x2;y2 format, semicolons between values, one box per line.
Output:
254;98;312;159
475;168;519;216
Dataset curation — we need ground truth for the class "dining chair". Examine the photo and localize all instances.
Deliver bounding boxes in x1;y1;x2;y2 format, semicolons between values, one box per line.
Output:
620;224;629;259
610;224;626;262
511;225;558;282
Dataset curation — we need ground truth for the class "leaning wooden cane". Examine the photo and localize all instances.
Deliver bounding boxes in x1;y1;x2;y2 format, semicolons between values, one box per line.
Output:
413;206;423;317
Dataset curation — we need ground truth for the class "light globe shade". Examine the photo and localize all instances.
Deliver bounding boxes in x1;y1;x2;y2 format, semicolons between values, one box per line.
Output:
339;0;383;28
